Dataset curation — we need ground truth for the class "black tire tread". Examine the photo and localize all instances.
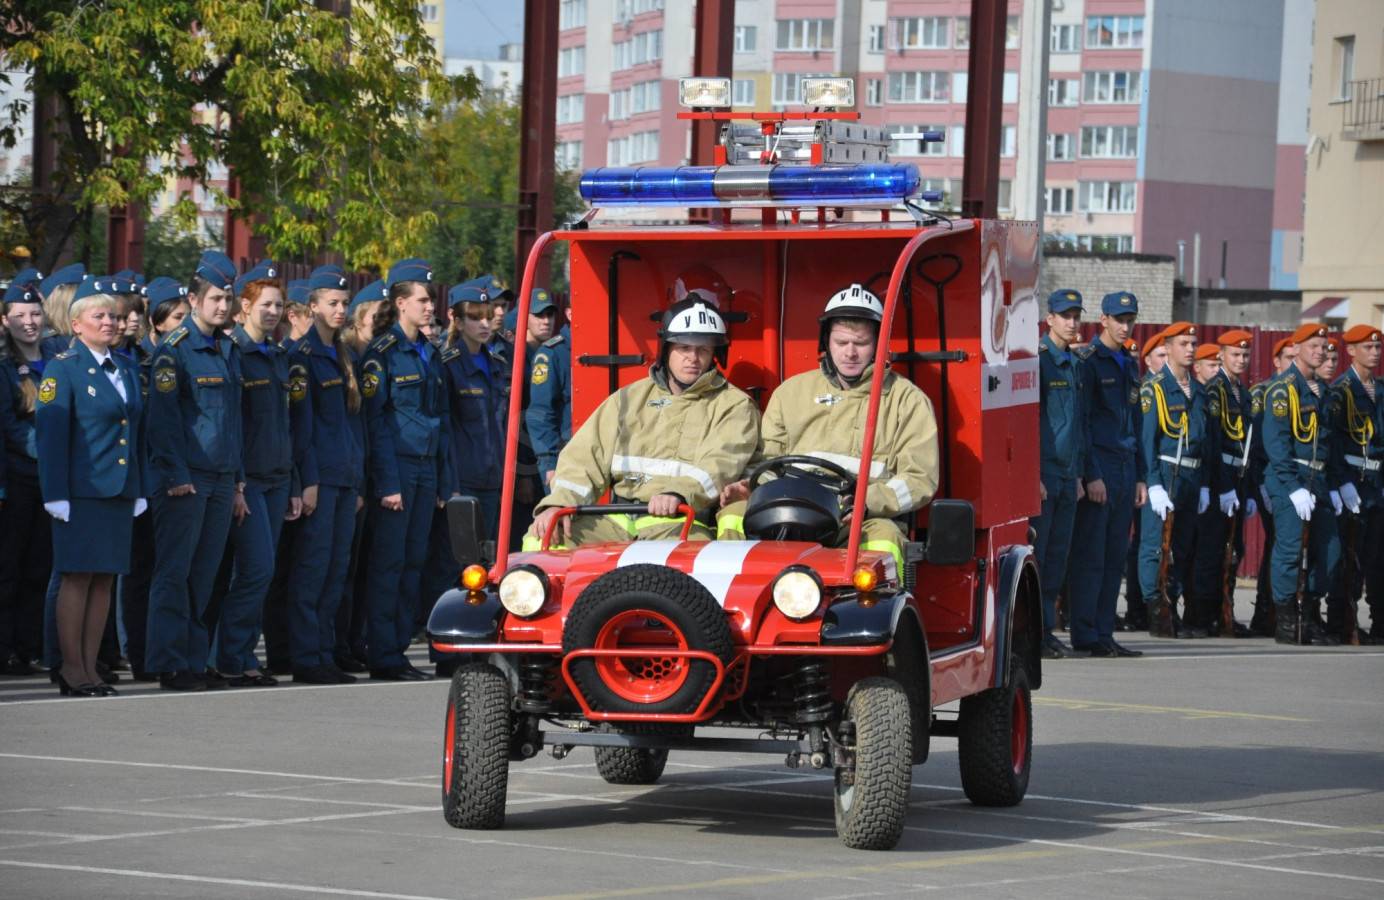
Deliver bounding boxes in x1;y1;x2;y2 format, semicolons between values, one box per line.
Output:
442;663;511;829
835;677;913;850
957;654;1032;807
594;746;669;784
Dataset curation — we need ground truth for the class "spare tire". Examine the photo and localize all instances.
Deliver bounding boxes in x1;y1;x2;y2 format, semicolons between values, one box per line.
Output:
563;564;734;715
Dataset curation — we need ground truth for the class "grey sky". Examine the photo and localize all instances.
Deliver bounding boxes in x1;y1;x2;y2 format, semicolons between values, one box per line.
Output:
445;0;524;59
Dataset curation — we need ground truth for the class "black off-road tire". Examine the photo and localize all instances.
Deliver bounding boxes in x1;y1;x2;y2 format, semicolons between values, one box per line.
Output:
957;654;1032;807
834;677;913;851
442;663;511;829
563;564;734;715
593;724;690;785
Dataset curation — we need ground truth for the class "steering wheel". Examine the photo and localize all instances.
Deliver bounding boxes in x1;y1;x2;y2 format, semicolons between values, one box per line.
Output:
747;454;858;497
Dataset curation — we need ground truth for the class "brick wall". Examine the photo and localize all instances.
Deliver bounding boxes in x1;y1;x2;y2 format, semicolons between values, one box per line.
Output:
1039;251;1177;322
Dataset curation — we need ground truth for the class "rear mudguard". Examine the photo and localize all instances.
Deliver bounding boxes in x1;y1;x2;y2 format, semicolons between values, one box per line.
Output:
819;591;908;645
427;588;504;644
994;545;1042;691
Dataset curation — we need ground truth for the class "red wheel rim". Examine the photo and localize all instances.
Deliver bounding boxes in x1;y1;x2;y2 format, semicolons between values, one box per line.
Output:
443;697;456;794
592;608;691;704
1010;690;1028;775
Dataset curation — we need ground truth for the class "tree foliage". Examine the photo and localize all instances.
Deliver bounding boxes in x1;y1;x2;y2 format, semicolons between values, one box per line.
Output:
2;1;477;272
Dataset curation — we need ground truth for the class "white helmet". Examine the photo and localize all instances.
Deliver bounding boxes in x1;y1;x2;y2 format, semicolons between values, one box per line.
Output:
658;298;729;348
820;283;884;325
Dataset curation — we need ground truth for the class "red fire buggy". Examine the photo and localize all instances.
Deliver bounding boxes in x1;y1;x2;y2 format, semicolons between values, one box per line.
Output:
430;92;1044;850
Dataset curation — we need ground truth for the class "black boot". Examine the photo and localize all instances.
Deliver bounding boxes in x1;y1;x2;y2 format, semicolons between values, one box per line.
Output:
1301;597;1340;646
1274;601;1299;645
1147;600;1178;638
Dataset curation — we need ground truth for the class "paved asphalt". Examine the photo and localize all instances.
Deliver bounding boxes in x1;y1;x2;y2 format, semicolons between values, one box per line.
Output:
1;590;1382;899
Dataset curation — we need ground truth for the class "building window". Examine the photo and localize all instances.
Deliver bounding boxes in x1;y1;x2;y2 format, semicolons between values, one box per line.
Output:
998;179;1013;212
1083;70;1142;103
1050;23;1079;53
608;79;661;120
607;130;659;166
890;17;949;50
558;45;585;77
954;17;969;49
615;0;663;19
559;0;586;30
776;19;835;51
1001;124;1017;157
1047;133;1075;161
612;30;662;70
419;3;439;24
891;125;947;157
1080;125;1139;158
1078;180;1137;213
887;71;950;103
1334;35;1355;100
557;94;584;124
1006;16;1020;49
953;71;968;103
1002;71;1019;104
556;140;583;169
1080;234;1135;253
950;125;966;157
1048;78;1079;106
868;25;886;53
865;78;883;106
733;78;755;106
1045;186;1075;215
772;72;829;106
1086;15;1145;49
735;25;756;53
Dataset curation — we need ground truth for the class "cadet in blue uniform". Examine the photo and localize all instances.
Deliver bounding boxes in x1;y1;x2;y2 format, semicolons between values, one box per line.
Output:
442;283;506;539
1033;290;1087;659
39;263;85;345
1069;291;1145;657
0;273;58;674
213;262;307;686
1262;324;1344;645
1247;338;1297;635
285;267;365;683
145;251;244;691
35;277;149;696
525;289;571;490
1327;325;1384;641
361;259;451;681
1139;323;1212;637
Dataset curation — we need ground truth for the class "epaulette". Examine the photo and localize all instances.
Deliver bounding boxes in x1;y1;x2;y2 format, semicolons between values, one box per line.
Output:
440;346;461;363
55;349;77;360
368;332;397;354
290;336;311;355
1073;343;1095;360
543;334;565;348
166;326;189;346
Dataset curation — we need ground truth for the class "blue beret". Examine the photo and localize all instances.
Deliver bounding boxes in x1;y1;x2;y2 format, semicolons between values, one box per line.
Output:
529;288;555;314
145;276;190;311
447;282;487;307
195;251;237;290
1101;291;1138;316
386;257;432;288
1047;289;1083;314
40;263;85;297
349;279;387;314
501;308;518;332
10;266;42;288
71;274;138;307
112;269;146;292
4;279;40;304
307;265;350;292
286;279;310;304
234;259;280;297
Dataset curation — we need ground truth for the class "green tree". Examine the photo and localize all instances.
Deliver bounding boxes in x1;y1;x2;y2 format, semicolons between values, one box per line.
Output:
2;1;476;273
143;210;219;280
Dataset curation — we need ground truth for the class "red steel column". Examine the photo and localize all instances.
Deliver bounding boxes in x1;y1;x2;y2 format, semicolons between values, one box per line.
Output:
961;0;1007;218
515;0;559;285
105;201;145;272
690;0;735;166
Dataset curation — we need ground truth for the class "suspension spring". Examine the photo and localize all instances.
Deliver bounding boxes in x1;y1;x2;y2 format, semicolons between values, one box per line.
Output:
517;655;556;715
794;659;832;724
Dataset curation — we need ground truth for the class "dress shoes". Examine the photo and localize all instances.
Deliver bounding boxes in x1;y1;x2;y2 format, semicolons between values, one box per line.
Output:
328;666;358;684
200;669;229;690
1041;634;1089;659
95;660;121;684
1103;638;1143;657
228;672;279;687
1179;624;1210;639
131;668;159;682
404;663;434;680
1073;641;1116;658
3;654;40;676
293;666;342;685
160;671;207;692
370;666;429;681
334;654;368;674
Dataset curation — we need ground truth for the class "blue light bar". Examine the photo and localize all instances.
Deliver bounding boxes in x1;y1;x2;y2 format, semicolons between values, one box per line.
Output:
579;164;922;207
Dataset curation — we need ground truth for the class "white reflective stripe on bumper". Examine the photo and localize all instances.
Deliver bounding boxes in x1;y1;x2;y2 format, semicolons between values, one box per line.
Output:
617;540;680;568
611;455;718;500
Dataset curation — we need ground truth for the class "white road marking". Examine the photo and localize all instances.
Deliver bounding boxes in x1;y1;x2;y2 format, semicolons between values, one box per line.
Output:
689;540;759;605
0;753;428;786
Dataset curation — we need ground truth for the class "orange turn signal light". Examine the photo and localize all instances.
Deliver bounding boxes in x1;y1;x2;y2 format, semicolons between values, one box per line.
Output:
461;564;488;591
852;566;878;593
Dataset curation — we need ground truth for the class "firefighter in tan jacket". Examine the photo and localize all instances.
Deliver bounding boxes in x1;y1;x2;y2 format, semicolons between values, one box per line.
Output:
717;285;939;573
527;297;759;546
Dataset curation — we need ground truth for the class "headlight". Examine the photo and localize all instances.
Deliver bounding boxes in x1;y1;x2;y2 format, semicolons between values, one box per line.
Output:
801;77;855;109
679;77;732;109
772;568;823;620
499;567;547;618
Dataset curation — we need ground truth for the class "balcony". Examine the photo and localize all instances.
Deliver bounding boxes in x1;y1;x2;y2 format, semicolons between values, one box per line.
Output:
1341;77;1384;141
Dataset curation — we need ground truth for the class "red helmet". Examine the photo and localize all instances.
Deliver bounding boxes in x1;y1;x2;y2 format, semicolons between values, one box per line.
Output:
670;265;732;309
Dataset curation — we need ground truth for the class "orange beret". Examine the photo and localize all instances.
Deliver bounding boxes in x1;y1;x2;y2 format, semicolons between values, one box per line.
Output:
1123;338;1139;353
1163;321;1196;339
1342;324;1382;344
1194;343;1220;361
1142;329;1168;360
1216;329;1253;349
1272;337;1294;358
1290;323;1328;344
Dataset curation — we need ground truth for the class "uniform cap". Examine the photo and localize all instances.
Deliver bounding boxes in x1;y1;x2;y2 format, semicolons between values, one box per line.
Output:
659;298;729;347
474;274;513;300
349;279;388;314
1162;321;1197;339
40;263;86;297
145;276;190;311
447;282;489;307
1141;329;1168;360
1194;343;1220;361
1047;289;1083;314
529;288;555;315
4;279;39;303
234;259;279;297
1289;323;1328;344
112;269;146;292
501;308;518;332
195;251;237;290
1272;337;1295;358
1216;329;1253;349
8;265;43;291
286;279;310;305
1342;324;1382;344
307;265;350;292
71;274;139;307
386;257;432;288
1100;291;1138;316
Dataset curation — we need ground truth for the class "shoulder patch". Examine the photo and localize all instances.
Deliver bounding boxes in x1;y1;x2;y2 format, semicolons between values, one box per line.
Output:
154;365;177;393
1208;394;1221;417
440;346;461;363
55;349;77;360
531;356;550;386
543;334;565;347
361;357;383;399
288;363;309;403
1073;343;1095;360
38;376;57;404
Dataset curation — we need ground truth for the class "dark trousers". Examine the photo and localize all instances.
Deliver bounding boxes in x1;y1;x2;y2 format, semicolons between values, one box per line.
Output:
214;478;291;672
146;471;236;674
1030;474;1078;634
286;484;357;670
263;518;299;671
366;456;438;670
1069;454;1136;645
1328;505;1384;632
1254;495;1278;624
0;471;51;662
118;511;156;671
335;502;370;663
1189;504;1244;629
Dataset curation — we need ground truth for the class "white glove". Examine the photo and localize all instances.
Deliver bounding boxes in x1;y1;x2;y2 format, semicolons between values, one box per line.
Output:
1330;490;1343;516
1198;487;1211;515
1260;485;1273;514
134;498;148;517
1218;490;1239;516
1148;485;1173;520
1340;482;1362;514
1289;488;1314;521
44;500;71;522
1245;498;1258;518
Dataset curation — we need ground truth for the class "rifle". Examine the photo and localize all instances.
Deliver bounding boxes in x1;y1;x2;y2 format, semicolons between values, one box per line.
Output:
1292;423;1320;645
1154;430;1186;638
1220;423;1253;637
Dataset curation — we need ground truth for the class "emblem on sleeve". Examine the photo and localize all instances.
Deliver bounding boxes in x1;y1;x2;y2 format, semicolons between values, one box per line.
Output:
1140;393;1151;414
361;359;382;398
1270;395;1288;418
531;360;550;385
38;377;57;404
154;367;177;393
289;364;308;403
